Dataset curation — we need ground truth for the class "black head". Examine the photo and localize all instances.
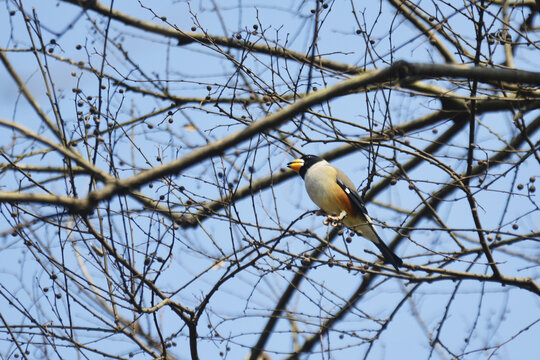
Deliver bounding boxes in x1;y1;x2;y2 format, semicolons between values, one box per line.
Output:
287;154;324;179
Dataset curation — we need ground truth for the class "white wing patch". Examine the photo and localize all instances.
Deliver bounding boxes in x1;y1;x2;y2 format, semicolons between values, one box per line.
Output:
363;213;375;226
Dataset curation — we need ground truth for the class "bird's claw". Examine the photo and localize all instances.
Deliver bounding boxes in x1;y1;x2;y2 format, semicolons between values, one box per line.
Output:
323;217;338;226
323;211;347;227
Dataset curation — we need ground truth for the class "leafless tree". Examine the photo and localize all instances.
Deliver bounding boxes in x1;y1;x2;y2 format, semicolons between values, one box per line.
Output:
0;1;539;359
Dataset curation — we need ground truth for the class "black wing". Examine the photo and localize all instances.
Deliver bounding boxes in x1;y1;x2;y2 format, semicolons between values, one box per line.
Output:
336;178;403;270
335;178;368;216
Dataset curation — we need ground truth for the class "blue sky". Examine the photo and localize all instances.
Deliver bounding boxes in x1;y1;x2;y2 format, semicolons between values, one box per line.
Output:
0;1;539;359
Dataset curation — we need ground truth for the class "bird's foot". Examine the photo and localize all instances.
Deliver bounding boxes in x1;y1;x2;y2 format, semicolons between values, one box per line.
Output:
323;211;347;227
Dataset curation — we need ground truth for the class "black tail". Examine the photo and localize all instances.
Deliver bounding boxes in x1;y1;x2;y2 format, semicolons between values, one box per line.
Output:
374;240;403;271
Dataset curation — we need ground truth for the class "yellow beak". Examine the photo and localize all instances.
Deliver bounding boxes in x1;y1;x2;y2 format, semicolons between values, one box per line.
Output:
287;158;304;173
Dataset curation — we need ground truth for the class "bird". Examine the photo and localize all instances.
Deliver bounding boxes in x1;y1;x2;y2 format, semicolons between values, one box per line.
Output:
288;154;403;270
